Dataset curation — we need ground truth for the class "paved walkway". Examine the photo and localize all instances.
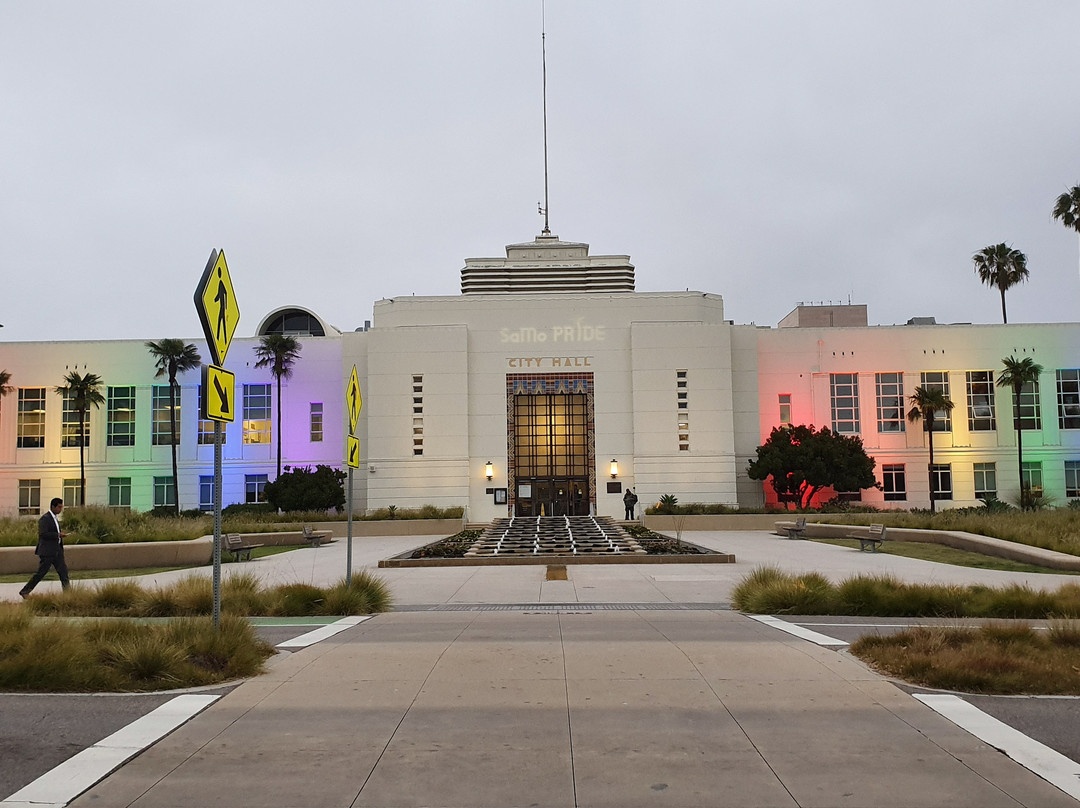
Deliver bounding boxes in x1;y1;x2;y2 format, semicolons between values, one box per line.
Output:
7;532;1080;807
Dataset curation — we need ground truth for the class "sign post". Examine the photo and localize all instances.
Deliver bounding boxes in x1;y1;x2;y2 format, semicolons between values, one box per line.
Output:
345;366;362;586
194;249;240;629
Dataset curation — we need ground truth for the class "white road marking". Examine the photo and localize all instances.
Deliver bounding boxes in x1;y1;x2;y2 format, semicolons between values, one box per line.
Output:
0;694;218;808
276;615;372;648
915;694;1080;800
747;614;848;646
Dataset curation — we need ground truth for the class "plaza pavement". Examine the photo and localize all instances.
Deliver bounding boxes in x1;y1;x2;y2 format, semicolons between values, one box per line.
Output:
5;532;1080;807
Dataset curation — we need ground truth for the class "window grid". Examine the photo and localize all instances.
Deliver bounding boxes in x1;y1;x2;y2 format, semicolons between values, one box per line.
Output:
151;385;179;446
412;376;423;455
919;372;952;431
18;479;40;515
310;402;324;442
677;370;689;450
973;462;997;501
1057;370;1080;430
931;464;952;501
62;478;80;507
514;394;589;478
154;476;175;508
17;388;46;448
1016;381;1042;431
1021;462;1043;495
108;477;131;508
199;476;215;511
245;474;269;504
778;394;791;427
875;373;904;433
966;371;996;431
61;391;89;448
107;386;136;446
196;386;225;445
882;464;906;501
830;373;860;434
1064;461;1080;498
243;384;272;444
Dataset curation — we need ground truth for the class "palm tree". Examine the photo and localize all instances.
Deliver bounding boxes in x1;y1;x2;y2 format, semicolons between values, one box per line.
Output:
55;371;105;506
0;370;12;399
997;355;1044;509
146;339;202;514
907;386;955;513
253;334;302;478
1053;185;1080;281
972;243;1028;324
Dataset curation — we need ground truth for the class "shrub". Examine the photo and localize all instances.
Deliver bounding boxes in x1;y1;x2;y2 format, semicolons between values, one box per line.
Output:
273;583;326;616
264;465;346;512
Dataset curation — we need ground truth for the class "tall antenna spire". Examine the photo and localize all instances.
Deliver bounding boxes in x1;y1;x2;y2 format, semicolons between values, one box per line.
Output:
539;0;551;236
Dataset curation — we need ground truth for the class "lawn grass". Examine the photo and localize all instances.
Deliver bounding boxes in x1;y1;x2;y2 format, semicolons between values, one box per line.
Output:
811;538;1079;575
0;601;274;692
851;621;1080;694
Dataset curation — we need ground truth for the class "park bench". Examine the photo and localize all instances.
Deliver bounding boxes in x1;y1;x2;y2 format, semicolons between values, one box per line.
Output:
849;523;885;553
223;532;263;562
302;524;329;548
784;517;808;540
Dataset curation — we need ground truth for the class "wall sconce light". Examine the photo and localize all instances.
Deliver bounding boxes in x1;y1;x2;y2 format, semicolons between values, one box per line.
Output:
485;461;494;481
610;459;619;478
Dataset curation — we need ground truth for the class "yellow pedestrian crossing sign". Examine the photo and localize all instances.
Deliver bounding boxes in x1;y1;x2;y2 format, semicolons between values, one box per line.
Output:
201;365;235;422
194;249;241;366
346;435;360;469
346;365;362;434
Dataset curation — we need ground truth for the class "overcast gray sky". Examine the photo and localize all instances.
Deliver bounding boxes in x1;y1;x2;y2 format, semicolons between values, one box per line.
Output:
3;1;1079;343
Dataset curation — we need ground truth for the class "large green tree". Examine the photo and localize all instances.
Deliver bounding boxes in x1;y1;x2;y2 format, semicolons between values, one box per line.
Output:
906;386;955;513
55;370;105;506
972;243;1028;324
264;464;345;512
747;424;877;509
253;334;302;478
997;355;1043;509
145;339;202;514
1052;184;1080;279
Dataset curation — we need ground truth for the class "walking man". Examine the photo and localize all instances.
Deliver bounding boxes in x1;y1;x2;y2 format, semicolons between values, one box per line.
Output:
19;498;70;598
623;488;638;521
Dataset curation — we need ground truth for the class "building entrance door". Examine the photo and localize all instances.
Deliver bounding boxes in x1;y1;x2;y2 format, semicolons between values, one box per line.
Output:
511;392;592;516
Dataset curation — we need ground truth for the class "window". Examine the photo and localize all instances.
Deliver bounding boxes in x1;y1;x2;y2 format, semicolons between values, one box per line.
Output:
973;462;997;501
931;464;952;501
243;384;272;444
107;386;136;446
778;394;791;427
154;476;175;508
875;373;904;433
18;479;40;515
677;371;689;448
62;478;80;507
966;371;996;431
919;372;952;431
411;376;423;455
1065;461;1080;499
199;475;215;511
1057;370;1080;430
882;465;906;501
152;385;179;446
830;373;860;434
197;386;225;445
245;474;269;504
1021;462;1043;495
1015;380;1042;431
310;402;323;442
108;477;131;508
17;388;46;448
676;370;688;411
61;391;90;448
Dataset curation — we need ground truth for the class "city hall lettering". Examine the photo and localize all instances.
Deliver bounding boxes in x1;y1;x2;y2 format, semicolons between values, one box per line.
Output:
499;320;606;344
507;356;592;369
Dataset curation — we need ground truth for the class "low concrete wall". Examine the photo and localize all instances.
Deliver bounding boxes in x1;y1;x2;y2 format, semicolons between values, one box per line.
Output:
774;520;1080;572
0;538;213;575
324;519;463;537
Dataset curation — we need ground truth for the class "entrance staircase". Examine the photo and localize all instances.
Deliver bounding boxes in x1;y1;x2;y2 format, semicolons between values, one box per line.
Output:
466;516;645;557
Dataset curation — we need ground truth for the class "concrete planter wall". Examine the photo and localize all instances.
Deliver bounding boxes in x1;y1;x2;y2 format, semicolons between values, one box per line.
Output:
0;538;213;575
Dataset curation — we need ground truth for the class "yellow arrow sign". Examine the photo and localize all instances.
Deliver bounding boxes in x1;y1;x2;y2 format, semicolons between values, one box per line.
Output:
346;435;360;469
346;365;362;434
194;249;241;366
201;365;235;422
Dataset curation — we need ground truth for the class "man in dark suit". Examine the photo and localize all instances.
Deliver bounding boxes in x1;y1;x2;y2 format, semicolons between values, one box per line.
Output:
19;497;70;598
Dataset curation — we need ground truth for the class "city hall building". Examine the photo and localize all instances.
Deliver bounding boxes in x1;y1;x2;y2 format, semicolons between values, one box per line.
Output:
2;231;1079;519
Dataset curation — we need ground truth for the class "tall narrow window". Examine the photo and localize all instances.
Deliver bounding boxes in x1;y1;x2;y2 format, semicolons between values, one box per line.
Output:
875;373;904;433
677;370;689;449
919;372;952;431
778;394;791;427
62;478;80;507
17;388;46;448
882;465;906;501
1064;461;1080;499
154;476;175;508
18;479;41;515
412;376;423;455
1016;381;1042;431
1021;462;1043;495
61;391;90;448
107;386;136;446
830;373;859;434
310;402;324;442
966;371;995;431
973;462;996;501
199;476;215;511
108;477;131;508
931;464;952;501
245;474;269;503
151;385;179;446
243;384;272;444
1057;370;1080;430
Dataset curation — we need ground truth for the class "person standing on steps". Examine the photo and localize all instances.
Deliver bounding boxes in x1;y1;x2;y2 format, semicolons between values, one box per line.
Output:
623;488;638;520
19;498;70;598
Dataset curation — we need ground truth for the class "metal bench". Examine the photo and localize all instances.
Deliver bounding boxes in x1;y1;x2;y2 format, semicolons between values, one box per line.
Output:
784;517;808;540
223;532;264;562
850;523;885;552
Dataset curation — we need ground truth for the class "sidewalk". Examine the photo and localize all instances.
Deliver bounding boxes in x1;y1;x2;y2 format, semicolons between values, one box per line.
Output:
36;532;1080;807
